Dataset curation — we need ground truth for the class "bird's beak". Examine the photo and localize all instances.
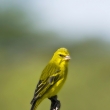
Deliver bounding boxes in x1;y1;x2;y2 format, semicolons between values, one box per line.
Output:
65;55;71;60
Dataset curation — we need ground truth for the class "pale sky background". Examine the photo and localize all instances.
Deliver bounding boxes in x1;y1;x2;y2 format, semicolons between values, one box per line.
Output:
0;0;110;41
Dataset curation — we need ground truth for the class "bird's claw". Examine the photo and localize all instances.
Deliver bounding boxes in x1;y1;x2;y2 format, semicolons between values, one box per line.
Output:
51;100;61;110
53;107;58;110
49;95;61;110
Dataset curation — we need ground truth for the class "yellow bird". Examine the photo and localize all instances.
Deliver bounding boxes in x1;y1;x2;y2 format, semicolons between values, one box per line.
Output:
30;48;71;110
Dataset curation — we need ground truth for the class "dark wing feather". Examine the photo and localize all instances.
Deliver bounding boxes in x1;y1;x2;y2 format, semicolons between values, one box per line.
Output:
30;63;61;104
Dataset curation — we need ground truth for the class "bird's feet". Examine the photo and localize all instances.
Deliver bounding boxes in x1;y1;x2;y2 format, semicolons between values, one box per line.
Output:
49;95;61;110
52;100;61;110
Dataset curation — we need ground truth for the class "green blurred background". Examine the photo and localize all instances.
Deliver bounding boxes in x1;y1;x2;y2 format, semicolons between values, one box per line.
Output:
0;1;110;110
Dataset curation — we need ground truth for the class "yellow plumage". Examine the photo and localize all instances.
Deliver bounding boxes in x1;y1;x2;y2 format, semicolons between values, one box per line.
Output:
30;48;70;110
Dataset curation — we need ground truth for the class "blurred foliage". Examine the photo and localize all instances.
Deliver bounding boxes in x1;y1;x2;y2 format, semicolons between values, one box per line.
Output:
0;7;110;110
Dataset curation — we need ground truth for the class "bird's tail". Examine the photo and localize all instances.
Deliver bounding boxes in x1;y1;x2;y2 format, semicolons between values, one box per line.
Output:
30;98;43;110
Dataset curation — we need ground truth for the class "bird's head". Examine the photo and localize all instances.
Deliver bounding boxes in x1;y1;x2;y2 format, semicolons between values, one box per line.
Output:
51;48;71;64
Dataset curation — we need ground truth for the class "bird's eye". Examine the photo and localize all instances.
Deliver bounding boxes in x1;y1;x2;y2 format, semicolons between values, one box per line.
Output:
59;54;64;57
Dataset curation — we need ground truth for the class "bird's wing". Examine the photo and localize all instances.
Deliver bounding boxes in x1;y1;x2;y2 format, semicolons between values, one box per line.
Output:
30;63;61;104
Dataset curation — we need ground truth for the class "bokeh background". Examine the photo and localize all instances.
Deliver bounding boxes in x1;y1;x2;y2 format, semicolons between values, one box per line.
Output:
0;0;110;110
